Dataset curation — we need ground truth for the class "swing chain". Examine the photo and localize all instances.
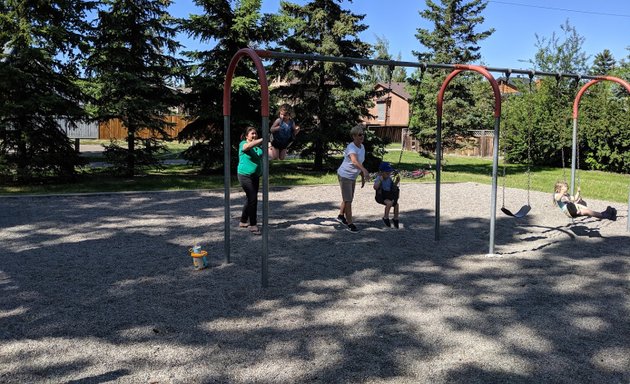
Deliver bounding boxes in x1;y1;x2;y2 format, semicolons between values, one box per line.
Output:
526;72;534;205
500;70;511;208
385;65;394;127
556;76;568;182
398;66;425;165
573;78;581;190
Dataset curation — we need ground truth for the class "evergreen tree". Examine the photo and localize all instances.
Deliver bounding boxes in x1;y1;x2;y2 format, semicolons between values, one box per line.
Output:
414;0;494;64
590;49;616;75
84;0;182;177
364;36;406;85
178;0;280;173
410;0;494;153
0;0;93;182
272;0;377;170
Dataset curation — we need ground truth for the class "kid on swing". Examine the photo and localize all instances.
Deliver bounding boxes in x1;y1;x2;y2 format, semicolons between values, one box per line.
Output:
268;104;300;160
374;161;401;228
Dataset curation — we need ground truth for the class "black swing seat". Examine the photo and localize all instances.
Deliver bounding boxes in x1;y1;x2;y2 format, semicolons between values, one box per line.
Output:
501;204;531;218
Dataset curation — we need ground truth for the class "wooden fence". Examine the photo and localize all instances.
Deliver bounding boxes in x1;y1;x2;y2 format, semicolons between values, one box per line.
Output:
369;125;404;143
98;115;190;140
401;128;494;158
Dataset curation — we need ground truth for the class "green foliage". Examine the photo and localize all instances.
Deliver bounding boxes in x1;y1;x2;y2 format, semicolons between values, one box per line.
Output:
102;139;167;175
362;36;407;84
178;0;279;173
84;0;183;177
529;20;589;74
0;0;93;182
502;77;575;167
269;0;377;170
578;83;630;173
501;21;630;174
409;0;494;151
590;49;616;76
414;0;494;64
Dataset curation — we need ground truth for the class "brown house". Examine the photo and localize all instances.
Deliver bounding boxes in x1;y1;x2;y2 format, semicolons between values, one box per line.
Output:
496;77;520;95
363;82;411;142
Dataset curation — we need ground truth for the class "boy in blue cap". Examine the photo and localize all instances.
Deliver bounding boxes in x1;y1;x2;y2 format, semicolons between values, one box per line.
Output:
373;161;401;228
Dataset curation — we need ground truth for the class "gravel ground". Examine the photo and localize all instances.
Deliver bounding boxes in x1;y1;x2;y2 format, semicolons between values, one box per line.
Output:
1;182;629;383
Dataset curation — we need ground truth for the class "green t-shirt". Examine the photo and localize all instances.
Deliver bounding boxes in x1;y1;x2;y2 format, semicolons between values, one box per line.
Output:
237;140;262;176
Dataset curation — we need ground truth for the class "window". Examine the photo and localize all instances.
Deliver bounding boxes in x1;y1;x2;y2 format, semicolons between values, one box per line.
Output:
377;102;386;121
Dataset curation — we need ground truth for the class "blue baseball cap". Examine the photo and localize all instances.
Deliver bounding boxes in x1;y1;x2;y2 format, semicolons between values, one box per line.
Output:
379;162;394;172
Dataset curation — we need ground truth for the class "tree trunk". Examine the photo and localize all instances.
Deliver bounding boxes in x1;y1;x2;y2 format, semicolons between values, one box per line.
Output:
16;130;28;182
126;129;135;177
314;136;323;171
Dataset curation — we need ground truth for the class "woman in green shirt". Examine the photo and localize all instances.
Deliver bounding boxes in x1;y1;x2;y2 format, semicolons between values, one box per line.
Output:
238;126;263;234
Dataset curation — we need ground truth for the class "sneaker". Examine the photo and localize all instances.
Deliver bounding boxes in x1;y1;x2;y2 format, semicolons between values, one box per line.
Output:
382;217;391;227
392;219;399;229
347;223;359;233
336;215;348;225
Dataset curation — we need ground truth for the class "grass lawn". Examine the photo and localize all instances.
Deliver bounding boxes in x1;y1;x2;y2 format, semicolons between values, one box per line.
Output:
1;144;629;204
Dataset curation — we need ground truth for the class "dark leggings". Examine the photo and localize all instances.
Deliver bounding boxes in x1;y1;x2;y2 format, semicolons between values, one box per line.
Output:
238;173;260;226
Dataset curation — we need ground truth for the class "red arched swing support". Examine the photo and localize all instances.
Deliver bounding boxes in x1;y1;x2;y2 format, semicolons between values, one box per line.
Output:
223;48;271;287
436;66;502;255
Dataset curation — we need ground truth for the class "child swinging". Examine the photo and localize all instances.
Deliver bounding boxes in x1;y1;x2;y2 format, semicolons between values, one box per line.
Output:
553;181;616;221
374;162;401;228
268;104;300;160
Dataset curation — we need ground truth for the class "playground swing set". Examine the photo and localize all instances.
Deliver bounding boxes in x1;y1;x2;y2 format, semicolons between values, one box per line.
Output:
499;71;534;219
222;48;630;288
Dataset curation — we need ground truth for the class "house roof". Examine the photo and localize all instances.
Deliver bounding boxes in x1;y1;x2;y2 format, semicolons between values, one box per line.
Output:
376;82;412;101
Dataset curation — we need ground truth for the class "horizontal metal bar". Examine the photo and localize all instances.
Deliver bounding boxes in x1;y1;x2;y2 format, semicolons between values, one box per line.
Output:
254;49;602;80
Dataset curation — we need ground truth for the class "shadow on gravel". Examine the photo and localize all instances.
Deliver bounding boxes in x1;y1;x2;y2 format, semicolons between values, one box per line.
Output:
0;187;628;383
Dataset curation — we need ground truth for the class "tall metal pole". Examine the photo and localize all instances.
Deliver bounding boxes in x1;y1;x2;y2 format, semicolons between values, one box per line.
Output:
489;116;501;255
261;116;270;287
223;115;231;263
570;118;578;196
435;113;442;241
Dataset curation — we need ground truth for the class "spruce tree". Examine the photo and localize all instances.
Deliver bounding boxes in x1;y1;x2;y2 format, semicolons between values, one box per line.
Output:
177;0;280;172
0;0;93;182
84;0;182;177
590;49;616;76
272;0;376;170
364;36;407;85
410;0;494;153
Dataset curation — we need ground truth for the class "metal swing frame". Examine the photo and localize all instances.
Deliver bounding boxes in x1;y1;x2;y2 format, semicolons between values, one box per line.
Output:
223;48;630;287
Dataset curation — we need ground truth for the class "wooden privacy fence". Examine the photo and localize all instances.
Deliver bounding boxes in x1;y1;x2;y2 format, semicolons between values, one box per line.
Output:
99;115;190;140
400;128;494;157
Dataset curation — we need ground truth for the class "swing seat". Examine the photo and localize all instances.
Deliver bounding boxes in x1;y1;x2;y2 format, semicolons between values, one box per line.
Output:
501;204;531;218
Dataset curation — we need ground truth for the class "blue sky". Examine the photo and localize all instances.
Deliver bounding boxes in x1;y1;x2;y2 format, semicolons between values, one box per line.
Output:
170;0;630;71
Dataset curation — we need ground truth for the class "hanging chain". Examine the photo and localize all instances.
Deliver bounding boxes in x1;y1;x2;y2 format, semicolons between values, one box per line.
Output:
501;70;511;208
384;65;394;127
556;74;568;182
399;65;425;165
526;73;534;205
573;78;581;190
